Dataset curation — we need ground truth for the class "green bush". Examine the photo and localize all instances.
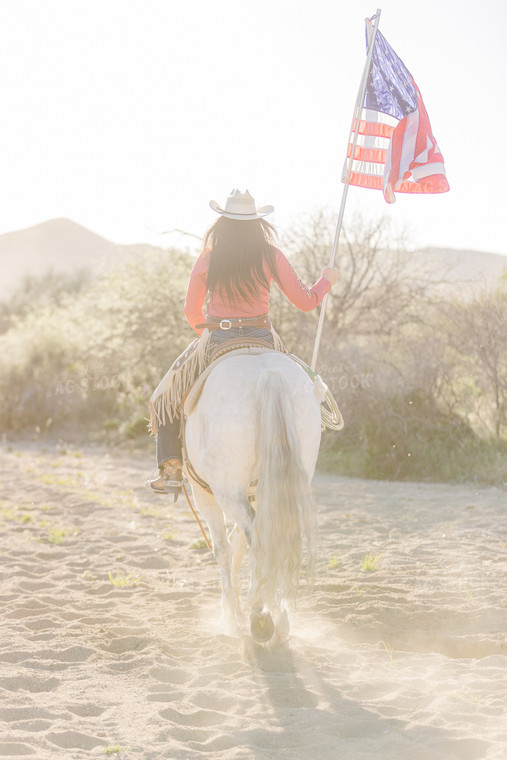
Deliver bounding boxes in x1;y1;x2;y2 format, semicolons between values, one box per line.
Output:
319;389;507;485
0;247;194;435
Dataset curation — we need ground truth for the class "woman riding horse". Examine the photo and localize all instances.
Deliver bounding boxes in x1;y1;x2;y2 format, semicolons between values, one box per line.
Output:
147;189;338;495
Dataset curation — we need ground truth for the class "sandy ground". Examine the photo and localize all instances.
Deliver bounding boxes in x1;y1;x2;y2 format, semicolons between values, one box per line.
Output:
0;441;506;760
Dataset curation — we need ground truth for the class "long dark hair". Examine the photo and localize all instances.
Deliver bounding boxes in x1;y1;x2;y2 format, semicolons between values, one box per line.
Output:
204;216;280;305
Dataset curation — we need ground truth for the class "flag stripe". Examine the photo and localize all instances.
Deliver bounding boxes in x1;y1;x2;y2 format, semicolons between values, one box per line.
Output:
398;110;419;181
347;143;388;164
347;172;384;190
343;158;385;180
352;118;395;139
395;174;450;194
410;162;447;180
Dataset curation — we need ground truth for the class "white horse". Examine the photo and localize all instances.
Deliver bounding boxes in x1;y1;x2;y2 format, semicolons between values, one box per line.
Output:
184;350;324;643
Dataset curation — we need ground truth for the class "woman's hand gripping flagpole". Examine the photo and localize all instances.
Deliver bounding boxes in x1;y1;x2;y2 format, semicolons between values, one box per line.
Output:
310;8;382;372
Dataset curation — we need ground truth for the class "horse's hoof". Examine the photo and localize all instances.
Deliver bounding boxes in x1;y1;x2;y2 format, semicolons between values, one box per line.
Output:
250;608;275;643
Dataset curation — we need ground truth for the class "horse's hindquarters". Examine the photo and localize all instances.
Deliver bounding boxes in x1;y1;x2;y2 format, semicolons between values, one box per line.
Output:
185;353;322;499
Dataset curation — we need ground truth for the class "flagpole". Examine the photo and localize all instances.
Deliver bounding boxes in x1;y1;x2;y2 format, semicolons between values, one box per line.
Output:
310;8;382;372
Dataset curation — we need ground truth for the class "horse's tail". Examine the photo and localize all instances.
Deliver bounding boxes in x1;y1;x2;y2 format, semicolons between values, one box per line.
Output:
251;368;317;607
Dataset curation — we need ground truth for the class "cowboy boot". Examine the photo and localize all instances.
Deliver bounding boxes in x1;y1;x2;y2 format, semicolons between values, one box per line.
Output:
146;458;183;500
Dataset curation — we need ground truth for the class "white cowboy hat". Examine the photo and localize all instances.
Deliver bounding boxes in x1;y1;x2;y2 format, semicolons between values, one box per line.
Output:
209;189;274;220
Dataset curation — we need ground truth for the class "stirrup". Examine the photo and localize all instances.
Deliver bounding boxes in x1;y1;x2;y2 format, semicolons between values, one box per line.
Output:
145;466;182;501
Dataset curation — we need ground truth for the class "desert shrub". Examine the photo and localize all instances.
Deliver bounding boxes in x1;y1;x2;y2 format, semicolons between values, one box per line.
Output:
0;246;194;435
0;301;77;430
0;268;92;334
437;285;507;440
319;387;506;484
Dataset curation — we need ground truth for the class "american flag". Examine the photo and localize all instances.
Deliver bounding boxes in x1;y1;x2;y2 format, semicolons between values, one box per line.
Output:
344;21;449;203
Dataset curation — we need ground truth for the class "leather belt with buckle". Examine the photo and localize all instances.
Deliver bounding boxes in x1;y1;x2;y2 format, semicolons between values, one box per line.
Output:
194;315;271;332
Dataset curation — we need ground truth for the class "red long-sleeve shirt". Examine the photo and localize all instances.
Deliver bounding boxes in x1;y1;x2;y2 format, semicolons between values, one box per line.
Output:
184;248;331;335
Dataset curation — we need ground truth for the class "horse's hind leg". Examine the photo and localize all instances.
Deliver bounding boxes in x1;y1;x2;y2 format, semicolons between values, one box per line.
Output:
229;523;247;599
190;483;243;633
273;601;290;644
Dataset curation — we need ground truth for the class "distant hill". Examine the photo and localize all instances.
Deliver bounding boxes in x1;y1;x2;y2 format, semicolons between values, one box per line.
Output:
0;218;125;296
412;246;507;286
0;217;505;299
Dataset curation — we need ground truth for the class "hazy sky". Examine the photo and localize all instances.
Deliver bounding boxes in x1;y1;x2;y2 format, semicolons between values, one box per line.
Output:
1;0;506;255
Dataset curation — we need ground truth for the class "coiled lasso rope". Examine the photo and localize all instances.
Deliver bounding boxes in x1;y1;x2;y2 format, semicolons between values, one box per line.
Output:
288;354;344;432
319;385;344;431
